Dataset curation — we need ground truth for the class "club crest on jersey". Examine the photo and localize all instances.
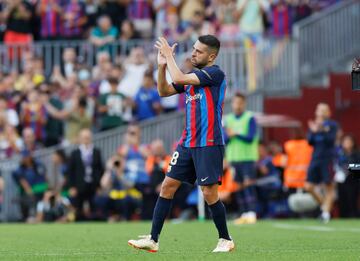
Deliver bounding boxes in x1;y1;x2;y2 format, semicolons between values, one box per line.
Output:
186;93;203;104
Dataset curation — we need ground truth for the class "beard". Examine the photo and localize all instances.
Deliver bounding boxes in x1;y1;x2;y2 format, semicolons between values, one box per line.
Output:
191;57;207;69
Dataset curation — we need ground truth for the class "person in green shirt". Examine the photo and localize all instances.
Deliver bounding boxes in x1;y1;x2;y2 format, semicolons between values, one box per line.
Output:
98;77;126;131
224;92;259;224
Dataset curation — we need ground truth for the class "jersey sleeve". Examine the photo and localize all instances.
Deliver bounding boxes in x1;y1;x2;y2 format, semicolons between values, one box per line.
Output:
193;66;222;86
172;82;185;93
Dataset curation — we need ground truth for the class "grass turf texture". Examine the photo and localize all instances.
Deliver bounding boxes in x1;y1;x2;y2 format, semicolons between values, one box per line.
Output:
0;220;359;260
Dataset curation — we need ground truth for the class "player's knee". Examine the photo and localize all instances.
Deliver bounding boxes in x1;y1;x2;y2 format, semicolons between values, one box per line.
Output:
201;186;218;204
160;179;179;199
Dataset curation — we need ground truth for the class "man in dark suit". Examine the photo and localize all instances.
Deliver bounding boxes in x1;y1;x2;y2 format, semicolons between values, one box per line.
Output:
68;128;104;220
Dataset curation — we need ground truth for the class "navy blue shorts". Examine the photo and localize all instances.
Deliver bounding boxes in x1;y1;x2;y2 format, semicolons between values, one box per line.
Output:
166;145;224;186
307;159;334;184
231;161;257;183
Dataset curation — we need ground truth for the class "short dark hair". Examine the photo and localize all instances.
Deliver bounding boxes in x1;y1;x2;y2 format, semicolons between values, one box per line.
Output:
198;35;220;55
234;91;246;101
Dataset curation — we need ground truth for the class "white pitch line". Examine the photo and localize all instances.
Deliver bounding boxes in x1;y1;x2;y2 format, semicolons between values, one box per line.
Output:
273;223;360;233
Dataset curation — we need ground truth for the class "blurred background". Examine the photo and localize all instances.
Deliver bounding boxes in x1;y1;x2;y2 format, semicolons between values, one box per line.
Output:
0;0;359;223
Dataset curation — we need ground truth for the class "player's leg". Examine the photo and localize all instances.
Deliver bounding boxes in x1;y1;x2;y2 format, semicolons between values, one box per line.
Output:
193;146;234;252
319;161;336;223
150;176;182;242
304;161;324;205
128;145;195;252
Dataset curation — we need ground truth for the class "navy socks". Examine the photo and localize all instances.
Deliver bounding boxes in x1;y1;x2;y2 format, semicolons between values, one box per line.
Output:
150;196;172;242
209;200;231;240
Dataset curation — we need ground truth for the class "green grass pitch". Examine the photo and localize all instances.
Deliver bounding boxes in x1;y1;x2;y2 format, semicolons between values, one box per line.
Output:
0;220;359;260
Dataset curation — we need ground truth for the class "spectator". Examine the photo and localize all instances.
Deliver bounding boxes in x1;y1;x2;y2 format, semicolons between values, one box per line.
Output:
47;149;68;193
189;11;216;42
270;0;292;38
293;0;313;23
61;47;78;79
67;128;104;220
14;60;45;92
179;0;205;28
255;142;282;218
20;89;48;143
36;0;62;41
89;15;118;54
44;89;92;144
335;135;360;217
216;0;240;42
119;47;148;99
224;92;259;225
92;51;111;82
305;103;338;223
21;127;41;152
127;0;153;38
0;123;22;159
163;12;191;44
218;161;239;214
119;20;141;54
100;154;141;221
12;150;47;222
153;0;181;38
97;77;127;131
42;83;64;147
0;95;19;127
117;124;150;215
134;70;162;121
61;0;87;40
36;189;72;222
96;0;128;29
3;0;35;59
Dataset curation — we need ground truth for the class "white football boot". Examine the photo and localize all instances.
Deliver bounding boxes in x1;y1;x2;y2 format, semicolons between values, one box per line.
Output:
128;235;159;253
212;238;235;253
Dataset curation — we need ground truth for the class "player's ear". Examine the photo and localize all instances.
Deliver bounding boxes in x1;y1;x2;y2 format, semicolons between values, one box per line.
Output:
209;53;217;63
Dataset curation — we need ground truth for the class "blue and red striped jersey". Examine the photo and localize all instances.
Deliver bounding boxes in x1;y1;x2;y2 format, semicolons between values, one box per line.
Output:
173;65;226;148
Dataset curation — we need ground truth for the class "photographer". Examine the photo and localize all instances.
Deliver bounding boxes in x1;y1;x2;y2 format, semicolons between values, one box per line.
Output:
101;155;141;221
36;190;72;223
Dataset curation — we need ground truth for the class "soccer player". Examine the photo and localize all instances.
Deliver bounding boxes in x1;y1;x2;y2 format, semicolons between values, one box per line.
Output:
128;35;234;253
305;103;338;223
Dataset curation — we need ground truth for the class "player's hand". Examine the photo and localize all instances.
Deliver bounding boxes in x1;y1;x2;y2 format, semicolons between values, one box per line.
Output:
308;120;319;132
157;50;167;66
154;37;177;58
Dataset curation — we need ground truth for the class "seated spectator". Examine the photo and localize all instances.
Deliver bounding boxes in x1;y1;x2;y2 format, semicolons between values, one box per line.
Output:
255;143;282;218
36;189;72;223
61;0;87;40
336;134;360;218
98;77;127;131
100;155;141;221
12;150;47;222
67;129;104;220
36;0;62;41
134;70;162;121
89;15;118;54
20;89;48;143
118;124;150;219
119;20;140;42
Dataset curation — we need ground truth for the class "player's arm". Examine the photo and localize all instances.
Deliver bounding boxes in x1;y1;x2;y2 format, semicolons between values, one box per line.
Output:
157;63;178;97
155;37;201;86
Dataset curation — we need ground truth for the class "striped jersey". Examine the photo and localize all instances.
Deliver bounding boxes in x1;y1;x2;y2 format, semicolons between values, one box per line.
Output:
173;65;226;148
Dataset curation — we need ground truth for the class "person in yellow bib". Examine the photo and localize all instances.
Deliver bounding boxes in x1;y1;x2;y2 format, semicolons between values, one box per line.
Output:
224;92;259;224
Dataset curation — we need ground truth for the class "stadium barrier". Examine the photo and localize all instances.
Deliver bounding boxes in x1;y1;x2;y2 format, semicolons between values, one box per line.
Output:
0;93;264;221
294;0;360;78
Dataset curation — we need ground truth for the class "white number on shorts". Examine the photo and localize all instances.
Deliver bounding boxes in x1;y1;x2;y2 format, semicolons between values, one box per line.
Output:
170;151;179;165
